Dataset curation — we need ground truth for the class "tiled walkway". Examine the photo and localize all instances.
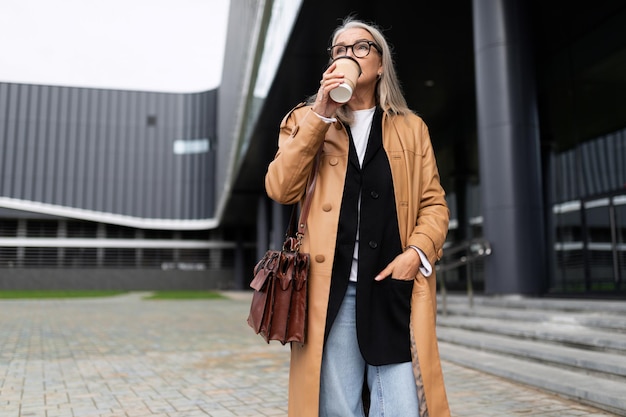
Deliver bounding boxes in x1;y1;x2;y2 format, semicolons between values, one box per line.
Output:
0;292;618;417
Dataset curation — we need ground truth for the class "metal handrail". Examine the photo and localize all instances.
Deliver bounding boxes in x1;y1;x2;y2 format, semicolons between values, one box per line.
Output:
435;238;492;316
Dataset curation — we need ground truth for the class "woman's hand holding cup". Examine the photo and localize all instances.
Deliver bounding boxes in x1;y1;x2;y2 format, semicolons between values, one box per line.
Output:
313;62;346;118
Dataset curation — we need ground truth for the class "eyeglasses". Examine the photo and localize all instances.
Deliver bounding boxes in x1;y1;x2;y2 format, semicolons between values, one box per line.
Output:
327;40;381;59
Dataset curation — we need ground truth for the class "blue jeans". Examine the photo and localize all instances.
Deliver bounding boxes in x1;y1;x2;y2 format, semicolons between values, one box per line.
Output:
319;283;419;417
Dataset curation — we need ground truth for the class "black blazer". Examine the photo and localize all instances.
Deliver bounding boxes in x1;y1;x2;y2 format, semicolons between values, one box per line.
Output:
325;109;413;365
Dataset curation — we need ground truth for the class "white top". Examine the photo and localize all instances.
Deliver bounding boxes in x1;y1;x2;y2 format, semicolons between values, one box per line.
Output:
348;108;376;281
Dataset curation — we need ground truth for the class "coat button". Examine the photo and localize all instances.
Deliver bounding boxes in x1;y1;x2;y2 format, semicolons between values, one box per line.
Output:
370;190;379;199
369;241;378;249
315;254;325;263
329;157;339;166
322;203;332;212
334;122;343;130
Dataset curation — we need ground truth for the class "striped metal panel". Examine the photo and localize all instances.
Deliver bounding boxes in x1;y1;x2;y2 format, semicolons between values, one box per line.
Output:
0;82;217;225
552;128;626;202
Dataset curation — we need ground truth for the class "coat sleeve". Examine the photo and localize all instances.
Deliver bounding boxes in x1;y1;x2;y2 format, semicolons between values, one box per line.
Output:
406;119;450;265
265;104;330;205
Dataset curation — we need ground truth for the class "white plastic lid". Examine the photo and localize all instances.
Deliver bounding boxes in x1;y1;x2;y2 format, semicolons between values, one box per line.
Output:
329;82;353;103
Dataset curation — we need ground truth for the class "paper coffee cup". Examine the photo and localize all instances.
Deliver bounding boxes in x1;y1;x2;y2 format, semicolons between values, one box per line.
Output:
329;83;353;103
329;56;361;103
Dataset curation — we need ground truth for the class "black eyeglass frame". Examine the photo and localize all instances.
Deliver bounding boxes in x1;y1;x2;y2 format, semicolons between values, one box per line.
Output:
327;40;381;59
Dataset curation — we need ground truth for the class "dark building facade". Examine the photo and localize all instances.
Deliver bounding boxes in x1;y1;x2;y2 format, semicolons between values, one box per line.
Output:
231;0;626;298
1;0;625;297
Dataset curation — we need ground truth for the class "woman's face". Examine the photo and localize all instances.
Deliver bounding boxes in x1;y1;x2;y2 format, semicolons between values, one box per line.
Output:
332;28;382;92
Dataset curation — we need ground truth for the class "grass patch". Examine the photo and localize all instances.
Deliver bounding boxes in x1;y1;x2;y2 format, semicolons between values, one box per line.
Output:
0;290;227;300
143;290;226;300
0;290;127;299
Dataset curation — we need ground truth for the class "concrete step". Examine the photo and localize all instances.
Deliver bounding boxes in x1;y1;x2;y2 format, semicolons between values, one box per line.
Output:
439;303;626;333
435;295;626;415
437;314;626;353
437;326;626;378
438;342;626;416
442;295;626;315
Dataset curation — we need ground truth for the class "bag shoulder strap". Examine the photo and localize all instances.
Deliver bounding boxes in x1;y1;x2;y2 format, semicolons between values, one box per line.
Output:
297;149;321;236
284;148;321;245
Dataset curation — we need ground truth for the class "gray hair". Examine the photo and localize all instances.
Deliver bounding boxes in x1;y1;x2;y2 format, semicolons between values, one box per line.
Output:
309;16;413;122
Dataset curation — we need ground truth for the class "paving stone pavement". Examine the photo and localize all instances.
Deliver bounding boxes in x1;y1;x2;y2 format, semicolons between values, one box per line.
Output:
0;291;619;417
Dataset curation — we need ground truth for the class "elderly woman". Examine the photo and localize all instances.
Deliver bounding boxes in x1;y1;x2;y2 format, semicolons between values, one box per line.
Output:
265;16;451;417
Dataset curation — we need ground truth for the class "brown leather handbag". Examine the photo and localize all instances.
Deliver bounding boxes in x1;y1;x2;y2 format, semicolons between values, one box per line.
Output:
247;157;319;345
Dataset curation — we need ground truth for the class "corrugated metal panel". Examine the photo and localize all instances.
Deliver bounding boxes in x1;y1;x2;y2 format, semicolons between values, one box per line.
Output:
0;82;217;226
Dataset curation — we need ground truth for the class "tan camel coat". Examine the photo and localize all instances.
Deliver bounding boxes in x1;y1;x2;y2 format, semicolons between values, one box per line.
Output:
265;103;451;417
